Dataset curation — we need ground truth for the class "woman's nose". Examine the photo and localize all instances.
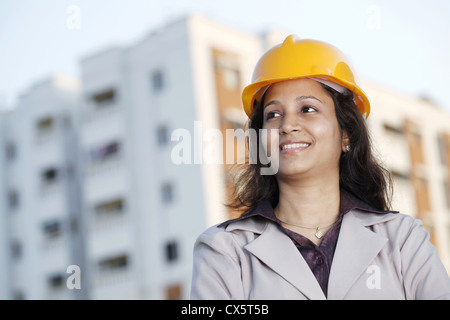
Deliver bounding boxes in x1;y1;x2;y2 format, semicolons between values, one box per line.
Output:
280;113;302;135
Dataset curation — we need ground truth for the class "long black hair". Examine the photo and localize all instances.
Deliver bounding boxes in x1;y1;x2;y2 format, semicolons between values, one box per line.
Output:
227;83;393;216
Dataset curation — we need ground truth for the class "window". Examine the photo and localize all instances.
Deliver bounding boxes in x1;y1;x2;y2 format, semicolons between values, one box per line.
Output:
47;273;64;289
12;290;25;300
90;141;120;162
437;132;450;167
5;142;16;162
98;254;128;271
42;219;62;239
383;123;403;135
214;50;241;91
151;70;165;92
161;183;174;204
36;116;55;134
92;88;116;106
156;125;169;147
223;68;240;91
7;190;19;211
166;283;182;300
41;167;59;185
444;179;450;209
404;119;425;166
94;197;125;216
165;240;179;263
391;170;409;181
10;240;22;260
410;132;425;165
413;176;432;216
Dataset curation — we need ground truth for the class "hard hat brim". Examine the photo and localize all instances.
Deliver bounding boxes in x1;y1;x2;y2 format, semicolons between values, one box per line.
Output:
242;75;370;119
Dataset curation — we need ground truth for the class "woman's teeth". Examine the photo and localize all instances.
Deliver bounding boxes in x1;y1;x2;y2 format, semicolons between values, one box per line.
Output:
281;143;310;150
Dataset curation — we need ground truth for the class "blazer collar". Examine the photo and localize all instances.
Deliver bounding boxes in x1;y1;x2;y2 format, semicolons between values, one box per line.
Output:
244;221;327;300
226;209;398;300
219;189;399;230
327;210;394;299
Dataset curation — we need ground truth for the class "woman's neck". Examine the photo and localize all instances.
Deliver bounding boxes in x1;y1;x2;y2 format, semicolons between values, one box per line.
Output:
275;177;341;228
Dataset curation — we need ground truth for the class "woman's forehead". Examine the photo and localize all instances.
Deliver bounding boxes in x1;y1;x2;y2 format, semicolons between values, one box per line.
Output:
264;78;332;107
265;78;328;99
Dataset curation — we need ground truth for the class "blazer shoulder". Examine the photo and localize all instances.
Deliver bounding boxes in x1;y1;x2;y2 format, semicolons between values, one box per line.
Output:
194;217;270;254
350;209;415;227
381;212;430;241
351;209;429;245
194;222;230;247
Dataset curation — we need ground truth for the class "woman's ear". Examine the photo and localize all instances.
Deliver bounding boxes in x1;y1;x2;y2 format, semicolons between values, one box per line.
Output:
341;130;350;152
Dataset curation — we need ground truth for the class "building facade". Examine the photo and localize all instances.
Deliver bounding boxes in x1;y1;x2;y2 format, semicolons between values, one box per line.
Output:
0;75;82;299
364;80;450;269
0;14;448;300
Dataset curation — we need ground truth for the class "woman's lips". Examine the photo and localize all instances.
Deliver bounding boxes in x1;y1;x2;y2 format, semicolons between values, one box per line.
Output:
279;141;311;153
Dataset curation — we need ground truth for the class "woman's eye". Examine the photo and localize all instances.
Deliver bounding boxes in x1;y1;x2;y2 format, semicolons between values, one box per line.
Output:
302;106;317;113
266;111;281;120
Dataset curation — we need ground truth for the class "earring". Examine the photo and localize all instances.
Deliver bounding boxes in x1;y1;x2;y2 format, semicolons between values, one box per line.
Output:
346;145;350;152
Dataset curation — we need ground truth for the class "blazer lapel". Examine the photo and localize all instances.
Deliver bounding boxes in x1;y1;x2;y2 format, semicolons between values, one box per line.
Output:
327;210;389;300
244;222;326;300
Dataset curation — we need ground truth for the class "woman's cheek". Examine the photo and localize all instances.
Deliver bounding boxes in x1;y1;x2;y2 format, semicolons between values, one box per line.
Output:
257;128;280;175
260;128;279;157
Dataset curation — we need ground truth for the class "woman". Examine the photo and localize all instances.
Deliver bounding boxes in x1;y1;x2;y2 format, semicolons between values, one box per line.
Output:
190;35;450;299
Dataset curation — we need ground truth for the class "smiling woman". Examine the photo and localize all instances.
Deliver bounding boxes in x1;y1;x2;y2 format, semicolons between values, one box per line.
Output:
261;79;345;194
190;35;450;300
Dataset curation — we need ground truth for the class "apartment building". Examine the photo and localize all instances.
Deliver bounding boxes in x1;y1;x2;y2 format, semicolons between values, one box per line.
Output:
0;75;82;299
72;14;274;299
77;33;197;300
0;14;448;300
364;80;450;269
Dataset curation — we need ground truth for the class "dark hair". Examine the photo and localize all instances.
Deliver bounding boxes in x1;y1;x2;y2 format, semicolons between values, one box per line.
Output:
227;83;393;216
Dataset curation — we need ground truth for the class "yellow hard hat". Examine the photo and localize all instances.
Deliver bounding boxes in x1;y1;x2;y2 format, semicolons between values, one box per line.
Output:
242;35;370;119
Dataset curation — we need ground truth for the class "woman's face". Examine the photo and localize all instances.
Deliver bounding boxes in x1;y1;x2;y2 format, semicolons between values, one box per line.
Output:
262;78;347;181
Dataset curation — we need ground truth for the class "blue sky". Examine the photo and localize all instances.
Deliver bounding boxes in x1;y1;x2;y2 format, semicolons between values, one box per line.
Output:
1;0;449;112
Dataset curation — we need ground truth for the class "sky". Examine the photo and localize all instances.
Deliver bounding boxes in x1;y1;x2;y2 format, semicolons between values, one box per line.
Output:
1;0;449;113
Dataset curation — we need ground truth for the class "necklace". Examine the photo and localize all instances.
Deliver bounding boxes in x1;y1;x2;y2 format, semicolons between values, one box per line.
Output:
277;218;338;239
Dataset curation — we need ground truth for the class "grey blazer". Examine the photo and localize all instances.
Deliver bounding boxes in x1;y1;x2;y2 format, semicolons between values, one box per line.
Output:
190;210;450;300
